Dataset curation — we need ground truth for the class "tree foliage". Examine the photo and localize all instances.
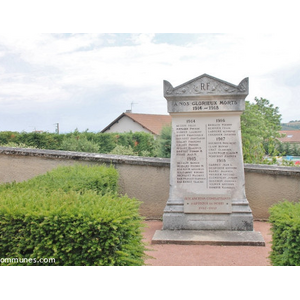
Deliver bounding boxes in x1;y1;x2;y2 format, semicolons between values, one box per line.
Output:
241;97;282;163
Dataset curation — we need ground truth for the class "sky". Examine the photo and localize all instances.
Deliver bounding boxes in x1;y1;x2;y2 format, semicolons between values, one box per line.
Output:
0;32;299;133
0;0;300;134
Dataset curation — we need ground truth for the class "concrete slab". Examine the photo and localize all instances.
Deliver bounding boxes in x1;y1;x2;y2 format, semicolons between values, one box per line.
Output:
152;229;265;246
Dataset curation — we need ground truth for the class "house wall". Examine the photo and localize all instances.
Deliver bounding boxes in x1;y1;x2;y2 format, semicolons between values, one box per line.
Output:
103;116;151;134
1;147;300;220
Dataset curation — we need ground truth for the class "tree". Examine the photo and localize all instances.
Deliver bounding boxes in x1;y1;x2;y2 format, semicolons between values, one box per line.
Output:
241;97;282;163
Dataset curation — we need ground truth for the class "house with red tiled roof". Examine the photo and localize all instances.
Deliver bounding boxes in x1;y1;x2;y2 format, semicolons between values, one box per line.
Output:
278;130;300;145
101;112;172;136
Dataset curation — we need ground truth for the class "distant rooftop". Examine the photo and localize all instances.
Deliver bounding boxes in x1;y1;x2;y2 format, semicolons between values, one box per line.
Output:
101;112;172;135
279;130;300;143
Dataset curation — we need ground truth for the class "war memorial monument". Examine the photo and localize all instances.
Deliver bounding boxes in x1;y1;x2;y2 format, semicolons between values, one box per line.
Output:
152;74;265;245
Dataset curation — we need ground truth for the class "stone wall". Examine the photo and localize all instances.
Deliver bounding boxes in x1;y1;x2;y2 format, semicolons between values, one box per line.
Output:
1;147;299;220
244;164;300;219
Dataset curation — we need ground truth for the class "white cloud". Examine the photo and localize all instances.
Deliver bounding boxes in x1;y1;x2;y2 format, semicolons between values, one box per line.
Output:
0;33;300;132
131;33;155;45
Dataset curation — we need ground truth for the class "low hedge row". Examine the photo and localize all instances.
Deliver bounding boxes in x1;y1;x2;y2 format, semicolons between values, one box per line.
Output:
0;165;147;266
0;164;119;196
0;130;159;157
269;200;300;266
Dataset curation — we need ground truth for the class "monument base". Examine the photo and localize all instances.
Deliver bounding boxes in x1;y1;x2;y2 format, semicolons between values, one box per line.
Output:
162;200;254;231
152;229;265;246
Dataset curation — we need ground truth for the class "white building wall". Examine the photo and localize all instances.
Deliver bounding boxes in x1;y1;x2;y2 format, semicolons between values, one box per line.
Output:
104;116;152;134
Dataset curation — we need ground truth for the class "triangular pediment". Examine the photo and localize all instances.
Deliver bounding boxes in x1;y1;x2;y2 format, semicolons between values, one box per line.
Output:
164;74;248;97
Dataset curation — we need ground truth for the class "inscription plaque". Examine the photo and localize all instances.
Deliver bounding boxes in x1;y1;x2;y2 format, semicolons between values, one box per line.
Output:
184;195;231;213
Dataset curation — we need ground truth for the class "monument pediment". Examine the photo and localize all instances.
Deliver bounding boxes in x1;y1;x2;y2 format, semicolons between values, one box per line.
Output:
164;74;248;97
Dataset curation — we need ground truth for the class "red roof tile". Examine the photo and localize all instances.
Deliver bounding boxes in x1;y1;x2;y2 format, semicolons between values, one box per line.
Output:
101;113;172;135
124;113;171;135
278;130;300;143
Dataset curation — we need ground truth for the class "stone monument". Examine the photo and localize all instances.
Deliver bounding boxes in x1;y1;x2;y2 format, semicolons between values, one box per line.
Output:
152;74;265;245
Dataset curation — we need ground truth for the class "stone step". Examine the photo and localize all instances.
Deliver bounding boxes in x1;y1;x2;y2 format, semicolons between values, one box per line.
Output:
152;229;265;246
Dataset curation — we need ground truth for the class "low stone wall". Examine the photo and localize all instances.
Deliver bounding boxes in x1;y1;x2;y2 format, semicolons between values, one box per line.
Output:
0;147;299;220
244;164;300;220
0;147;170;220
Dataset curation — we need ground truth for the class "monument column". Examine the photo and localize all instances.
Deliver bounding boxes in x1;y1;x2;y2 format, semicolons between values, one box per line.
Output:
163;74;256;231
152;74;265;245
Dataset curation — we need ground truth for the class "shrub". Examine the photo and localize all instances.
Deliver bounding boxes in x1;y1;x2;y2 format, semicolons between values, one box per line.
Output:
60;135;100;153
131;132;158;157
157;124;172;158
0;130;159;157
94;133;117;153
0;164;119;196
0;131;19;145
0;131;64;150
0;190;146;266
109;145;138;156
0;142;37;149
0;165;147;266
269;200;300;266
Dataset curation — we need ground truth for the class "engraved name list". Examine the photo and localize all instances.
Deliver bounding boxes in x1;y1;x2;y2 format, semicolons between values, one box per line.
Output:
173;115;240;213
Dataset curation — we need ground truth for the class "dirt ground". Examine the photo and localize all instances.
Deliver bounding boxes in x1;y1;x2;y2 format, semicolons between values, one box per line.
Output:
142;220;272;266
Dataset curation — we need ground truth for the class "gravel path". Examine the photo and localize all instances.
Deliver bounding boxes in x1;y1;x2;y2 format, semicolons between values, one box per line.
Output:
143;220;272;266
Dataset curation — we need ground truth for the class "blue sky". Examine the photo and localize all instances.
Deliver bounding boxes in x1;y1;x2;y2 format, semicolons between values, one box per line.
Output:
0;32;299;133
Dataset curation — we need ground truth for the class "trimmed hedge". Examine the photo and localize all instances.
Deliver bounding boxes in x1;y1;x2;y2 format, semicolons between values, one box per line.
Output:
0;164;119;196
0;165;147;266
269;200;300;266
0;130;159;156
